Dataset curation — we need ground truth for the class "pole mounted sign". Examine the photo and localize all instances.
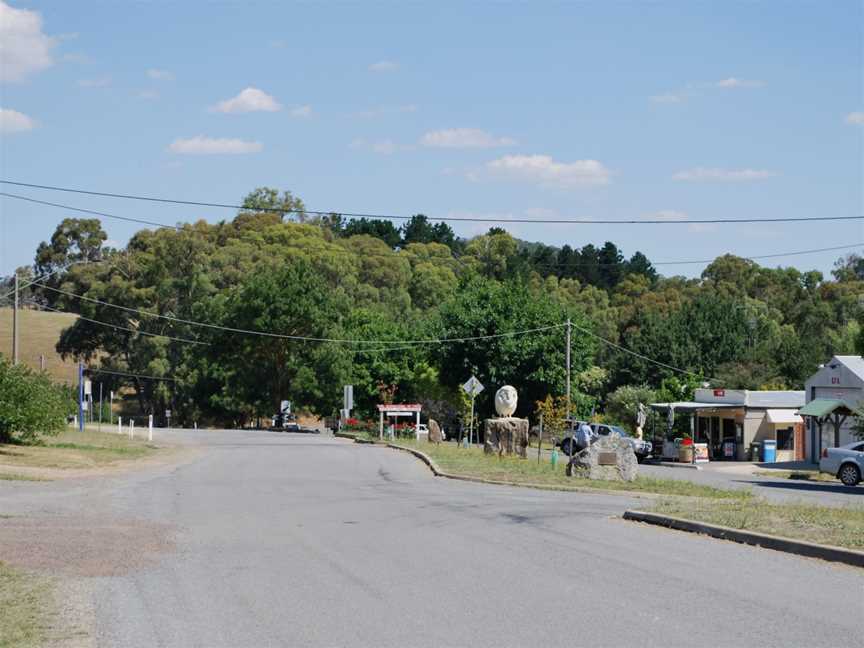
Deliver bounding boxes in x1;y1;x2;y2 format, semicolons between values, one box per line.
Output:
462;376;484;447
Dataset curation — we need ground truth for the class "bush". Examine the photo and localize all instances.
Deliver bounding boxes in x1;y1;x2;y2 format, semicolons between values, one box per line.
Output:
605;384;656;432
0;358;75;443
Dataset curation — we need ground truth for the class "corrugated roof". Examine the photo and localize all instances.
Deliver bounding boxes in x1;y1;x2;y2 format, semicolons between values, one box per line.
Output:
744;391;805;408
834;355;864;380
650;402;741;411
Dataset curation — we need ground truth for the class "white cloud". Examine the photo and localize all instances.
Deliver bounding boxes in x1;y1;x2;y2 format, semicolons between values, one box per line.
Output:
716;77;764;88
0;1;56;82
147;68;174;81
368;60;399;72
0;107;35;132
846;112;864;125
482;154;611;189
289;105;312;118
350;138;404;155
78;76;111;88
212;87;281;113
420;128;515;149
672;167;777;182
168;136;263;155
650;93;683;104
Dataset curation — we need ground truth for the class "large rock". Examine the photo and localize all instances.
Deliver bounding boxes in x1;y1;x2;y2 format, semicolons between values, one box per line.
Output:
428;419;443;444
566;432;638;482
484;417;529;458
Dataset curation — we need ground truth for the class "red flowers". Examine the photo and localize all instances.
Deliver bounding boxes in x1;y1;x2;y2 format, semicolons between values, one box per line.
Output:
681;437;694;446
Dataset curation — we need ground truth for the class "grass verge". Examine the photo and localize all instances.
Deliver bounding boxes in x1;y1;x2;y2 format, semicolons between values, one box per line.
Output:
651;497;864;551
753;470;838;483
0;472;50;482
0;562;51;648
392;440;749;499
0;428;160;470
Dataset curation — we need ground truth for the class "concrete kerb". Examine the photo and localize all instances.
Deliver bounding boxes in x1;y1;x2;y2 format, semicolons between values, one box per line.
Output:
623;510;864;569
386;443;658;500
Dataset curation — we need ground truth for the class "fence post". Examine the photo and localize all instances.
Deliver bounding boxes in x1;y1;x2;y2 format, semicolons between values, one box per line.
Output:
117;416;122;434
148;415;153;442
129;419;134;439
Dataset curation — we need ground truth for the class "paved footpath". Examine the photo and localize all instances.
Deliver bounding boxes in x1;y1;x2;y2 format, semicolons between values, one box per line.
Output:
1;429;862;648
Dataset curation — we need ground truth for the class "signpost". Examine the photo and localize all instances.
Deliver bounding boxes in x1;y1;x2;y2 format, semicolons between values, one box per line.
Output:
165;410;171;429
462;375;484;447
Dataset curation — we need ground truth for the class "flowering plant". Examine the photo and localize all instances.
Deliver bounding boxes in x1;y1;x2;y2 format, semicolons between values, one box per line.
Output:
681;437;693;446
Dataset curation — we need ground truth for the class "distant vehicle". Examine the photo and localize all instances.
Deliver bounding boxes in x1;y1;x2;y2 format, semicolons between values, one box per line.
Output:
819;441;864;486
591;423;653;462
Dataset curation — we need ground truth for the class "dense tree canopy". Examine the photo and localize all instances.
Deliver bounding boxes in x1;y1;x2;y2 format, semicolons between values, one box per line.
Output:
13;186;862;429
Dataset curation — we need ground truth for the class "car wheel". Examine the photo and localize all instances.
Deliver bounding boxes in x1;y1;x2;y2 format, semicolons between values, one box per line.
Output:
838;464;861;487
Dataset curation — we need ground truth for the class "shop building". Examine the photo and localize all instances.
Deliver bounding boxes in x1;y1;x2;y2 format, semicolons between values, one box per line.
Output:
802;355;864;462
651;389;805;461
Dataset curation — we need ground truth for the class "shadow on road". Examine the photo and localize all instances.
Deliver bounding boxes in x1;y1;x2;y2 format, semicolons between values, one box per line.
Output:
735;479;864;496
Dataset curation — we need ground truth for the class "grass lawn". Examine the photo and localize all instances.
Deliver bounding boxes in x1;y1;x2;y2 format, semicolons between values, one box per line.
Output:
390;439;750;499
0;562;51;648
0;427;160;471
754;470;838;483
651;497;864;551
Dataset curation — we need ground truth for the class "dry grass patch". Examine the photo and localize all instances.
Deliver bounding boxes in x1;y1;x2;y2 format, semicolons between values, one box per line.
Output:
0;428;159;471
651;497;864;551
0;307;79;385
393;440;750;499
0;562;51;648
753;470;838;483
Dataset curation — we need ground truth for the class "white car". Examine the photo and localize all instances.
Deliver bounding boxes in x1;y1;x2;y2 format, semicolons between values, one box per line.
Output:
592;424;653;462
819;441;864;486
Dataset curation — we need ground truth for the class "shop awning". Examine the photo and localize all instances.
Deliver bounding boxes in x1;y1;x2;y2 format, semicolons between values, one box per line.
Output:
796;399;852;418
765;409;803;425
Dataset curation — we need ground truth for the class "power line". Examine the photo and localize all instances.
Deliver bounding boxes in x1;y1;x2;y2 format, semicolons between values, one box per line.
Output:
570;320;706;379
86;367;176;382
32;282;566;345
26;301;210;345
0;192;179;230
3;180;862;225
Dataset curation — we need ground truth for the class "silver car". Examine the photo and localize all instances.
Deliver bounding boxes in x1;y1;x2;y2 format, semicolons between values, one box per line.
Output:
819;441;864;486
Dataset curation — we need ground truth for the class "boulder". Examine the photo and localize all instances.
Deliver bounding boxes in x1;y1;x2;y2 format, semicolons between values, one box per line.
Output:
484;417;529;458
428;419;443;444
565;432;638;482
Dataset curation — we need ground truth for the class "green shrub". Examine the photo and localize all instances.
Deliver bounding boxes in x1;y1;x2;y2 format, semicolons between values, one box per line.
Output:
0;357;75;443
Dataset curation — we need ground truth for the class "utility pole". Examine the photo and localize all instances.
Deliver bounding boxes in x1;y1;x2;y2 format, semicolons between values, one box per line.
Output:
12;271;19;364
565;318;572;426
78;362;84;432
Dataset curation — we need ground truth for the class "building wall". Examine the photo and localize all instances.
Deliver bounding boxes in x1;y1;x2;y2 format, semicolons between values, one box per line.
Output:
804;356;864;456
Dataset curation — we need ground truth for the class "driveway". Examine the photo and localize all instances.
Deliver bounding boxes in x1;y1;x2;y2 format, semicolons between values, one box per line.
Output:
1;429;861;647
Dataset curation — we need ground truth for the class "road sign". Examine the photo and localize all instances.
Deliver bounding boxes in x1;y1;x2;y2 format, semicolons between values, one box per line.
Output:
280;400;291;414
84;379;92;396
165;410;172;418
462;376;484;397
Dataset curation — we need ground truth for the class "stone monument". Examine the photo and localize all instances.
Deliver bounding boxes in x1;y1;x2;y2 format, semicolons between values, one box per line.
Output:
565;431;637;482
427;419;443;444
484;385;529;458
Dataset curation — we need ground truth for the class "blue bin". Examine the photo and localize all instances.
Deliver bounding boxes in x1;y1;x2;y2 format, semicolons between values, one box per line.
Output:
762;439;777;463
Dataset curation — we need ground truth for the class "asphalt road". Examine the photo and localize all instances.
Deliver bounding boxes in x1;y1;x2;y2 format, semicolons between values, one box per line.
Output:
1;430;862;648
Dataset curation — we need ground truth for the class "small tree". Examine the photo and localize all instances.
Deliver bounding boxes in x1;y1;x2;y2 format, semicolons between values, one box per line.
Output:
605;385;657;432
0;358;74;443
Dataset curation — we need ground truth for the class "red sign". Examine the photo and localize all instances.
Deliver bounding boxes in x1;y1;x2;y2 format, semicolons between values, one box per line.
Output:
713;389;725;397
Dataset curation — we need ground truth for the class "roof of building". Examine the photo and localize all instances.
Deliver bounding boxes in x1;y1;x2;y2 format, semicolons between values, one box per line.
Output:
833;355;864;380
797;399;855;418
650;402;741;412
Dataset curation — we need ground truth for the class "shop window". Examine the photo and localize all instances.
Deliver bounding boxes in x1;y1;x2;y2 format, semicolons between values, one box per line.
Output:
777;427;794;451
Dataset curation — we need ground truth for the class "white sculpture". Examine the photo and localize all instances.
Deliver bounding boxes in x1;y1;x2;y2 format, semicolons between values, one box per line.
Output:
494;385;518;417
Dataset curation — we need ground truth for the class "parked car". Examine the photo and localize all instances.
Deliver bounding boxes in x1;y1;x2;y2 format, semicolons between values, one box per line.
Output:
819;441;864;486
591;423;653;462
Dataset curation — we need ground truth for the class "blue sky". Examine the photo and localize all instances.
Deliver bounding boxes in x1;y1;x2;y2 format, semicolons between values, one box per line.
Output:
1;0;862;278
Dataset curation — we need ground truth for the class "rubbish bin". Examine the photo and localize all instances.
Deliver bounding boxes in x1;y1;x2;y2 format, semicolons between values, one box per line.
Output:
762;439;777;463
749;442;761;462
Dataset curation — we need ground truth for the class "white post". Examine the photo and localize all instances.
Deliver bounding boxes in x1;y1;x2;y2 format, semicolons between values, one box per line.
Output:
118;416;122;434
416;410;421;441
129;419;134;439
148;414;153;442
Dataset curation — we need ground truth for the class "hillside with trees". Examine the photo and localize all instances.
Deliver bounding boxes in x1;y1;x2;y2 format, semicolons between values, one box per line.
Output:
4;187;863;430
